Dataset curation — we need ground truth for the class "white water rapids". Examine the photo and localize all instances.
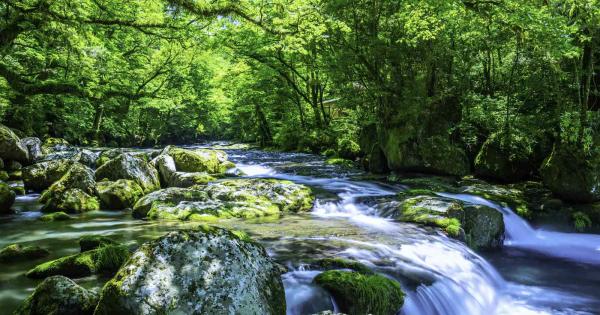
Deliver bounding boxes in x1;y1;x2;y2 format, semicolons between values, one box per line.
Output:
236;162;599;315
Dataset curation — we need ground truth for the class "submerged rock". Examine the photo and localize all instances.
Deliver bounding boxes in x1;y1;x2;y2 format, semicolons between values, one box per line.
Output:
133;179;314;221
314;270;404;315
26;244;130;279
96;179;144;210
94;227;286;315
0;124;29;163
0;244;49;262
22;159;74;191
95;154;160;193
39;211;73;222
13;275;98;315
0;181;16;214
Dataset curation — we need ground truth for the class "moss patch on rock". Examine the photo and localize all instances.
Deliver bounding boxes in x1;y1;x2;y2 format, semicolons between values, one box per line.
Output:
0;244;49;262
313;258;374;275
26;244;130;279
41;188;100;213
79;235;119;252
95;154;160;193
39;211;73;222
96;179;144;210
0;181;16;214
314;270;404;315
13;275;98;315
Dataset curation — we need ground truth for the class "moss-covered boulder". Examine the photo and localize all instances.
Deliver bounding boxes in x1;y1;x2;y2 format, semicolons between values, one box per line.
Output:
132;187;208;218
79;235;119;252
164;146;235;174
21;137;43;162
26;244;130;279
0;170;8;181
393;195;464;237
540;144;600;203
96;148;126;168
96;179;144;210
39;211;73;222
0;123;29;163
314;270;404;315
134;179;314;221
41;188;99;213
387;193;504;249
474;132;533;182
313;258;374;275
22;159;74;191
418;136;471;177
95;154;160;193
0;244;49;262
0;181;16;214
13;275;98;315
94;227;285;315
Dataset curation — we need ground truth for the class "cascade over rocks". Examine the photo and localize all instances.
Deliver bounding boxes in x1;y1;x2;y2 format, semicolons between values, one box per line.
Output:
132;178;314;221
95;154;160;193
94;227;286;315
14;276;98;315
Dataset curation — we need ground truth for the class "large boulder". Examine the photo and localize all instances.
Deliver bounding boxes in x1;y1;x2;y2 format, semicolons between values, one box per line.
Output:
41;137;71;154
42;163;97;197
13;276;98;315
26;244;130;279
474;132;533;182
540;144;600;203
164;146;234;174
95;154;160;193
21;137;43;162
385;192;504;249
96;179;144;210
22;159;74;191
133;179;314;221
96;148;126;168
382;134;470;177
0;181;16;214
151;153;176;185
0;124;29;162
40;163;99;213
94;227;286;315
314;270;404;315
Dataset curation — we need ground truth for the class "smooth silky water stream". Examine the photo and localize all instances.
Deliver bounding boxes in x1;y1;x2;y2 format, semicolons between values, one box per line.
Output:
1;145;599;314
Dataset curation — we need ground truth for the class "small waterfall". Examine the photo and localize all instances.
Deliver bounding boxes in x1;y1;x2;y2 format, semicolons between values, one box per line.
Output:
439;193;600;265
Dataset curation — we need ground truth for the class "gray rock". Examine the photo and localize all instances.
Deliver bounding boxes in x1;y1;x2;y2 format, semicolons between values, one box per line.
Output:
95;154;160;193
0;124;29;163
20;137;43;162
0;181;16;214
13;275;98;315
22;159;74;191
94;227;285;315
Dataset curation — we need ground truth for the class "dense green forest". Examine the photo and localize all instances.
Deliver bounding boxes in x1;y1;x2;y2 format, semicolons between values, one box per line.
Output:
2;1;600;314
1;0;599;201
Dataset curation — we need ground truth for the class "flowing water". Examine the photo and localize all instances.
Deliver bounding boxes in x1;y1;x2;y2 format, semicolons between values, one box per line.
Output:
1;145;599;314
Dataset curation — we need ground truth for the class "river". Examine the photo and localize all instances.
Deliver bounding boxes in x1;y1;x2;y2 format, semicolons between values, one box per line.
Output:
1;145;599;314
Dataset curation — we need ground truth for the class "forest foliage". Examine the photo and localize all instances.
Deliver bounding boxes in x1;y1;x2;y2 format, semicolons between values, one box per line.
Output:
1;0;598;167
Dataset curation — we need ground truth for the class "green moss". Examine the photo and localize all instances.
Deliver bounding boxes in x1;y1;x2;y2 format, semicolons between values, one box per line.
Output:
39;211;73;222
168;147;222;173
573;211;592;232
0;171;9;181
314;270;404;315
397;189;436;199
26;245;129;279
96;179;144;210
435;217;461;237
79;235;119;252
42;188;100;213
326;157;355;168
0;244;49;262
314;258;374;275
397;196;464;238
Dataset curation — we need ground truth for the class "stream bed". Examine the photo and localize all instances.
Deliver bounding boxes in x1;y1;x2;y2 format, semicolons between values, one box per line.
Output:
1;145;599;314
